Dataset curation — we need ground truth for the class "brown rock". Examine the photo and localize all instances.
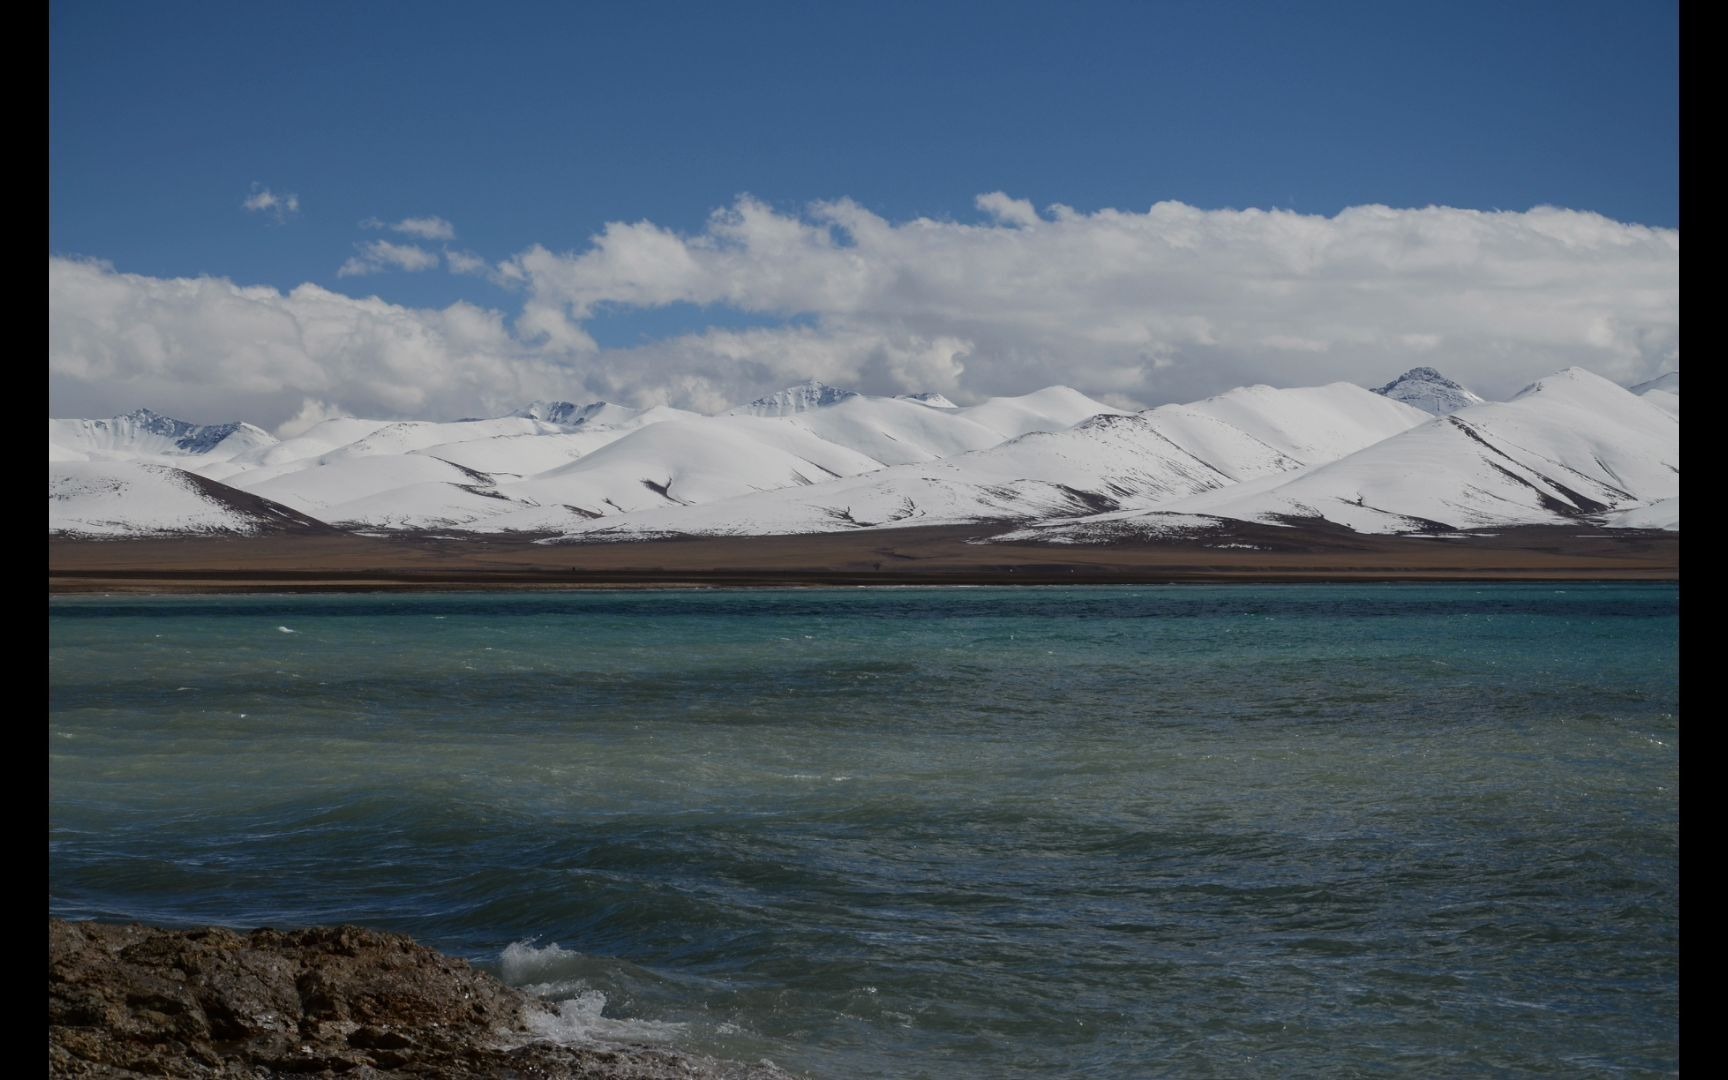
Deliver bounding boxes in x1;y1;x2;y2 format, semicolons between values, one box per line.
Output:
49;919;798;1078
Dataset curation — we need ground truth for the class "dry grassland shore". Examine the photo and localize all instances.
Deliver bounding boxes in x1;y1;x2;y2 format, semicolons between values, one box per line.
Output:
49;522;1677;592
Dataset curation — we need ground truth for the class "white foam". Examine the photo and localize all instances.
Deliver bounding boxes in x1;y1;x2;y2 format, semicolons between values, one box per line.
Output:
522;990;688;1045
501;940;687;1046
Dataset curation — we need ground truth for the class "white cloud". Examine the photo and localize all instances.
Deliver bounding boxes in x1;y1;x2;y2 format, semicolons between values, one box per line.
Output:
241;184;300;223
363;215;457;241
444;247;516;287
444;249;488;275
975;191;1041;227
50;196;1679;427
499;196;1679;406
49;257;576;427
338;239;441;277
274;398;352;439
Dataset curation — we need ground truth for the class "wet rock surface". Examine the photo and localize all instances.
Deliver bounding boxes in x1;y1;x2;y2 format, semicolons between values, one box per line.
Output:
49;920;795;1079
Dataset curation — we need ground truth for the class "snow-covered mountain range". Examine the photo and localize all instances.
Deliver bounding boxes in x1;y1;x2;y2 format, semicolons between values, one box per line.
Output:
1016;368;1677;541
48;368;1679;538
50;408;277;461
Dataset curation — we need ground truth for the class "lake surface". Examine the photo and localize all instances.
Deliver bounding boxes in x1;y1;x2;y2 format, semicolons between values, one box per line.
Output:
49;585;1679;1077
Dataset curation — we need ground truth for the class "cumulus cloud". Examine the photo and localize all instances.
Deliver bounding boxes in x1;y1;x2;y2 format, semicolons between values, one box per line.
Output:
975;191;1041;227
499;196;1679;407
49;257;575;429
338;239;441;277
362;215;457;241
51;195;1679;428
241;184;299;222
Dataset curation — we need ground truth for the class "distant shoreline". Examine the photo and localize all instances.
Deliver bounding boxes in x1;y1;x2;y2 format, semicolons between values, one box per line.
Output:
49;522;1679;593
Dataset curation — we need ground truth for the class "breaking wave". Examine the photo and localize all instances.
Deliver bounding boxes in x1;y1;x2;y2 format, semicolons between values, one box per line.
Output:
501;940;688;1045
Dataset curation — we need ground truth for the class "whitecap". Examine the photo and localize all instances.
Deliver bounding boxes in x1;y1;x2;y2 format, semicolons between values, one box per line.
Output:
501;940;687;1046
277;626;297;634
500;939;582;984
522;990;687;1045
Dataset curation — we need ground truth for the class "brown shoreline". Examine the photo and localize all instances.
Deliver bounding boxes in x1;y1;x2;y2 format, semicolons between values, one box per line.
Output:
49;522;1679;592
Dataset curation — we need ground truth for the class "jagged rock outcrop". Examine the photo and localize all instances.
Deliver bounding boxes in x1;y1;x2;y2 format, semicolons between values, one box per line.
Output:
48;920;794;1079
1369;367;1485;415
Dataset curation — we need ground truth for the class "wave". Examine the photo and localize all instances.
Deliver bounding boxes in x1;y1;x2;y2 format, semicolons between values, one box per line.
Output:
501;939;688;1045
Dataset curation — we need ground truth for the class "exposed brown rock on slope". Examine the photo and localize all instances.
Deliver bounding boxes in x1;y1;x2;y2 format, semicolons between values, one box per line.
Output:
49;920;793;1079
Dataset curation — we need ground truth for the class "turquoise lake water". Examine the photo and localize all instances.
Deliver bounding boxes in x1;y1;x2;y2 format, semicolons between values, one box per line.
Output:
49;585;1678;1077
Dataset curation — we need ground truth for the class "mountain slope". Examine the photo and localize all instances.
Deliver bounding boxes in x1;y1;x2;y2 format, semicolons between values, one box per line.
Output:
1628;371;1679;418
1145;368;1678;533
49;462;330;536
897;392;958;408
210;418;395;473
779;396;1009;465
1640;390;1679;418
1628;371;1679;396
479;417;889;531
549;413;1263;539
1200;382;1436;459
1603;496;1679;531
956;386;1127;438
185;389;1116;533
540;381;1428;540
230;454;505;517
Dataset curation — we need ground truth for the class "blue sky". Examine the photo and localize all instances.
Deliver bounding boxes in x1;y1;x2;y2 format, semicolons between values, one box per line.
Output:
49;0;1678;424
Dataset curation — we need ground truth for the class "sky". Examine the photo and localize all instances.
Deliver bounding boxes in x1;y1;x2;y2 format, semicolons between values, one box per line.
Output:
49;0;1679;429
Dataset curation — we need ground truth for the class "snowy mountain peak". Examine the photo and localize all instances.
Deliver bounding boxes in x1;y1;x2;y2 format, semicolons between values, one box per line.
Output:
896;392;959;409
511;400;579;422
1370;367;1485;415
1071;411;1153;433
67;408;271;455
1512;366;1625;401
511;400;638;427
731;379;861;417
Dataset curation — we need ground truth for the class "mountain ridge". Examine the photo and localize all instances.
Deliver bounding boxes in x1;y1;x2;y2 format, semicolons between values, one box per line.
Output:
49;367;1679;538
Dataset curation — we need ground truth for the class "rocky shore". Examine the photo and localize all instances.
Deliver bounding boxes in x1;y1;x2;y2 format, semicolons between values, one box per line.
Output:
49;920;795;1078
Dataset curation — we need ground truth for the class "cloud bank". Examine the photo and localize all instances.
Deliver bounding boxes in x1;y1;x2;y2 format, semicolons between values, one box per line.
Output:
49;258;571;429
52;196;1678;430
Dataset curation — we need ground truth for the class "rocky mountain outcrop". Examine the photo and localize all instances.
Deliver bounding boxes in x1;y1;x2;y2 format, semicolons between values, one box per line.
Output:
1369;367;1485;415
729;380;860;417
